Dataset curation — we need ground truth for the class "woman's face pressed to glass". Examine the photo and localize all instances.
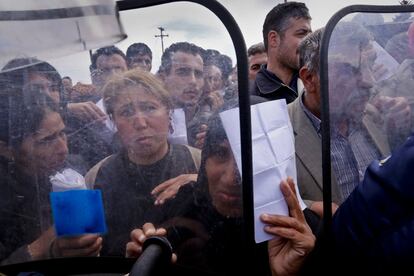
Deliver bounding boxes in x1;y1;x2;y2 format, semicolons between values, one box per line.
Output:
205;140;242;218
112;85;170;164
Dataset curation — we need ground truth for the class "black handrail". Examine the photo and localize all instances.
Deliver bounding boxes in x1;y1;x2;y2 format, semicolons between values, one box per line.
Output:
129;236;173;276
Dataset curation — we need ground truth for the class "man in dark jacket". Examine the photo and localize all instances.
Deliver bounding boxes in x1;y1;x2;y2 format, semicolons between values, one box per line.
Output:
329;132;414;274
250;1;311;103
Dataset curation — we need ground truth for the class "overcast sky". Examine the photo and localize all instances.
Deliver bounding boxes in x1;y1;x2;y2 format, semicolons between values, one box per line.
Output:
51;0;405;83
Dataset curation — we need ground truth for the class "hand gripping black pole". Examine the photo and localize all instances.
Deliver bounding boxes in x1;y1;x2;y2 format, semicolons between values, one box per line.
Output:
129;236;173;276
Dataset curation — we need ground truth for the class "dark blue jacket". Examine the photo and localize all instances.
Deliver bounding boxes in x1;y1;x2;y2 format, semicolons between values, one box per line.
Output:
331;133;414;273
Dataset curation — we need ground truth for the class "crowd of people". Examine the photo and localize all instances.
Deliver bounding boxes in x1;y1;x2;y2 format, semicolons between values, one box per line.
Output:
1;1;414;275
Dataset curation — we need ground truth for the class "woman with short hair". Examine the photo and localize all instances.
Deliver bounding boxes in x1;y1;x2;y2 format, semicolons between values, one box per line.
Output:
87;69;200;256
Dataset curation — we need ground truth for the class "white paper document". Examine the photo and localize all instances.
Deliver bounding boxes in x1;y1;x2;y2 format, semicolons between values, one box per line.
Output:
96;98;117;133
220;100;306;243
372;41;399;82
168;108;188;145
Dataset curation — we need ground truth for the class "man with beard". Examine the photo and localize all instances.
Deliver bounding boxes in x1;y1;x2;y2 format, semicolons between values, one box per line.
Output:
250;1;312;103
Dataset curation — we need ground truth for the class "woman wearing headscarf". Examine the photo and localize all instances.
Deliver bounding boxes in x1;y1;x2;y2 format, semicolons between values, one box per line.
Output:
126;113;318;275
0;71;101;265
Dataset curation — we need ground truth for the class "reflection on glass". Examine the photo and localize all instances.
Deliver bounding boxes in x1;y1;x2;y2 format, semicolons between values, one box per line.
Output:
0;2;244;274
0;59;103;265
0;0;126;71
166;115;251;275
328;14;414;202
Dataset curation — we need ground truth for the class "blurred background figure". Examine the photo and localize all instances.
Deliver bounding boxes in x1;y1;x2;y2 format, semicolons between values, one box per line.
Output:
62;76;73;90
203;51;225;96
188;48;234;149
247;42;268;81
67;46;129;168
200;49;229;113
89;46;128;101
0;68;101;265
126;42;153;72
228;65;237;86
61;76;73;100
71;46;128;104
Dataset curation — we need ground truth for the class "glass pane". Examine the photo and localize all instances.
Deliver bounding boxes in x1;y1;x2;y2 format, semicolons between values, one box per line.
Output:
0;0;126;71
327;12;414;202
0;2;248;275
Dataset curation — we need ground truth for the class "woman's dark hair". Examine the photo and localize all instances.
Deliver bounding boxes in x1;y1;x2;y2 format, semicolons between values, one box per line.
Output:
0;61;61;149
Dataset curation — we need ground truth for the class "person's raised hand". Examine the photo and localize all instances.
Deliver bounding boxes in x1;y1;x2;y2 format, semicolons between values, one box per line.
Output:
126;222;177;262
52;234;102;257
67;102;106;123
151;174;197;205
260;177;315;276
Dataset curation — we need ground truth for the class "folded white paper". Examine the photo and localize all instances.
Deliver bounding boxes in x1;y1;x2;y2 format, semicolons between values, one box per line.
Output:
96;98;117;132
372;41;399;82
220;100;306;243
168;108;188;145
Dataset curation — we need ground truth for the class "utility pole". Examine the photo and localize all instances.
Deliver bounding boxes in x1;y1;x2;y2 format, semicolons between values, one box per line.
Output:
155;27;169;54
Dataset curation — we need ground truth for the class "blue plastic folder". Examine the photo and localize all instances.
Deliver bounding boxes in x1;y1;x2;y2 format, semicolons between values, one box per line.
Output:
50;189;107;237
